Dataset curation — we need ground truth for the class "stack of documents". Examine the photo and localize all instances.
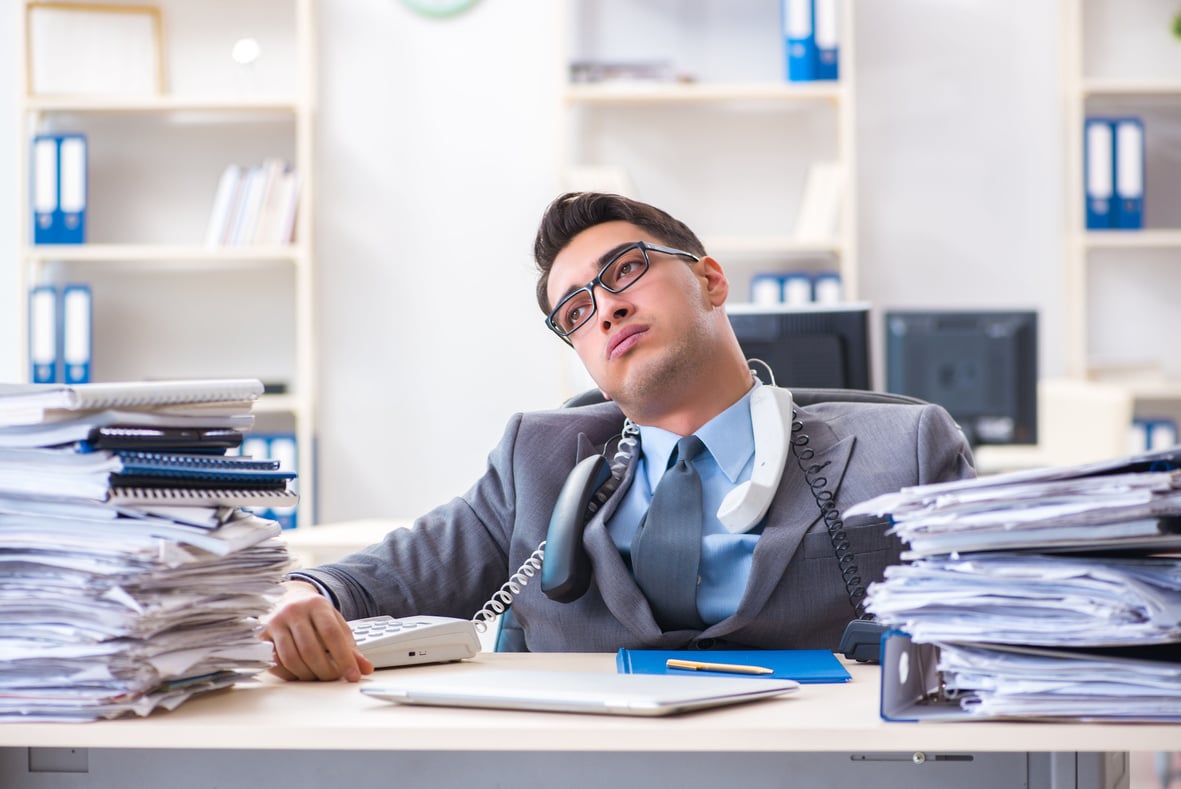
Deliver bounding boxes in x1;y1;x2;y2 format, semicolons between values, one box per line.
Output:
848;447;1181;721
0;379;294;721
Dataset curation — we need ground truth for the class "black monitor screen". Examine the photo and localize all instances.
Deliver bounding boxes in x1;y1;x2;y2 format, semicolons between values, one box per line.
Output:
727;304;871;390
884;310;1038;446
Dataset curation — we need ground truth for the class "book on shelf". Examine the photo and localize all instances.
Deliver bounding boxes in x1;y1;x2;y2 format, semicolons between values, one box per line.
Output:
204;159;299;247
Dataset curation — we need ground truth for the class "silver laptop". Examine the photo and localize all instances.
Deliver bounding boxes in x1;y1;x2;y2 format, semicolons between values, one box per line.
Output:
361;668;800;717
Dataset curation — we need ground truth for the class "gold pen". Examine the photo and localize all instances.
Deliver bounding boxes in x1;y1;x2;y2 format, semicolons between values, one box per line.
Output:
666;658;775;675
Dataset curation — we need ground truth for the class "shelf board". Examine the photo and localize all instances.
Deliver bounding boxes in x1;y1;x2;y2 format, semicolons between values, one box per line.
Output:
1128;381;1181;399
1081;230;1181;249
564;81;843;105
24;244;302;263
1080;79;1181;98
24;95;302;115
701;235;843;257
255;393;305;414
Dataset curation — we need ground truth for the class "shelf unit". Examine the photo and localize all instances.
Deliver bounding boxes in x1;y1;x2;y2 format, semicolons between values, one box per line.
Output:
1061;0;1181;405
558;0;858;304
15;0;318;523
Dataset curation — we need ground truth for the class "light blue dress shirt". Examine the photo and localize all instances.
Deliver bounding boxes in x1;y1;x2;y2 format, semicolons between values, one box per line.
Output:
607;385;761;625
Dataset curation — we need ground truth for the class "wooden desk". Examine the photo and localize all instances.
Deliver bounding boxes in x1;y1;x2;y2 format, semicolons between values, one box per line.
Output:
0;653;1175;753
0;653;1171;789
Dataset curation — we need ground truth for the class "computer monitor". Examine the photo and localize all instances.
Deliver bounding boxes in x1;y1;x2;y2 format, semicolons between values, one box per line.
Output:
727;303;871;390
884;310;1038;446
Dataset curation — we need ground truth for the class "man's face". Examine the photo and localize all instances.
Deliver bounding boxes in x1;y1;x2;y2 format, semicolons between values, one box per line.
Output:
546;221;726;409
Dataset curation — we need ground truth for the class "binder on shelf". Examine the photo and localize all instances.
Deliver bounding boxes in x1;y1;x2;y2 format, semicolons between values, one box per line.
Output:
31;136;58;244
1114;116;1144;230
60;284;92;385
812;272;843;304
58;135;87;244
782;0;817;82
782;272;814;306
30;133;87;244
750;273;784;305
1131;418;1179;452
813;0;839;81
240;433;299;529
28;286;58;384
1084;117;1114;230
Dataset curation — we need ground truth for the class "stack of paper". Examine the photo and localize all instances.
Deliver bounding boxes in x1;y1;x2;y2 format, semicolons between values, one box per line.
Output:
0;379;294;721
850;447;1181;720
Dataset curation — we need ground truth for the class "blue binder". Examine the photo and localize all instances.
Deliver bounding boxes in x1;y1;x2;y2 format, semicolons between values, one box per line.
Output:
750;273;784;305
1113;116;1144;230
30;133;87;244
1083;118;1114;230
812;272;843;304
813;0;839;80
783;0;817;82
241;433;299;529
60;284;92;384
781;272;814;306
28;285;59;384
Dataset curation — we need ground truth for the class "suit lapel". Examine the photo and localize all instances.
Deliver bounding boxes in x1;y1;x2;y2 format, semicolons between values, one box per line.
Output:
706;418;856;639
577;442;669;638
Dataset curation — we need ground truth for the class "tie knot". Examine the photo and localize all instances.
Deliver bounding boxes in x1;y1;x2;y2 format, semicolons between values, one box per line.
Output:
670;435;706;468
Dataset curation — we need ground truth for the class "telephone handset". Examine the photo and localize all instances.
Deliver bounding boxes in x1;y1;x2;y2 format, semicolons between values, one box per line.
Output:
717;386;793;532
540;454;611;603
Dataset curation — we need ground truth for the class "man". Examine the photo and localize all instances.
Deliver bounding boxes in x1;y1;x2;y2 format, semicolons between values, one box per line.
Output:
264;192;974;681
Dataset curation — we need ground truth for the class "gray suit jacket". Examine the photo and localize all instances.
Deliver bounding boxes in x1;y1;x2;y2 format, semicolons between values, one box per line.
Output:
297;391;974;652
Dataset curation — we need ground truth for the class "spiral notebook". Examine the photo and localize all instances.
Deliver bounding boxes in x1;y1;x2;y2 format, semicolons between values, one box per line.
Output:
0;379;264;426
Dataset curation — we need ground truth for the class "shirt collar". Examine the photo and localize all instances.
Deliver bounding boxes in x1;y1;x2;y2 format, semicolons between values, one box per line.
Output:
637;383;759;490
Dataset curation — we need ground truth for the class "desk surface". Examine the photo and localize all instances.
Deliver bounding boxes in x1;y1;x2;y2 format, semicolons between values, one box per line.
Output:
1;653;1176;753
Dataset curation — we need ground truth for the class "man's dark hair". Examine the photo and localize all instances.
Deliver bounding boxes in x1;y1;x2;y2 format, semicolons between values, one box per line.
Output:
533;192;707;314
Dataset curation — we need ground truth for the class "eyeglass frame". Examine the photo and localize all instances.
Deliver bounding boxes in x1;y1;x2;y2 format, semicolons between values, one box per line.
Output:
544;241;701;343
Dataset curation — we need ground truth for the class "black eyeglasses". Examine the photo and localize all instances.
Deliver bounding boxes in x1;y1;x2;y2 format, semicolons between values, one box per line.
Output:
545;241;700;342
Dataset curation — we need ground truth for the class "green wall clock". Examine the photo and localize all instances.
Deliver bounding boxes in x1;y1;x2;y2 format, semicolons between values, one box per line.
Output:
401;0;480;17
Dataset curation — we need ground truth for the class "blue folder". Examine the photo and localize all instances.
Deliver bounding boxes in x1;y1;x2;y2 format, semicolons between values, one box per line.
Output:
616;648;851;684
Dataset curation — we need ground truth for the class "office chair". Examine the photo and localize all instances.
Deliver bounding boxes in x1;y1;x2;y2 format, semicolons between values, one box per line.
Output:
494;386;949;652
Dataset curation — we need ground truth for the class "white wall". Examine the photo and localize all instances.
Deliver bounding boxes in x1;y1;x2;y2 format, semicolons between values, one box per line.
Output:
0;0;1066;522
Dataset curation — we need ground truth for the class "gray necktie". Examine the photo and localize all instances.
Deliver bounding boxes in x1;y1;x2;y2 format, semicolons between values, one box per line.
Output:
632;435;707;631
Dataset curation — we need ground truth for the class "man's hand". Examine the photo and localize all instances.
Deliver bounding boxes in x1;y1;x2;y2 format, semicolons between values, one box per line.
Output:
261;579;374;682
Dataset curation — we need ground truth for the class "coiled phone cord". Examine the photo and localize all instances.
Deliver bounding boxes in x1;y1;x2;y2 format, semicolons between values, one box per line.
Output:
788;407;869;618
471;420;640;633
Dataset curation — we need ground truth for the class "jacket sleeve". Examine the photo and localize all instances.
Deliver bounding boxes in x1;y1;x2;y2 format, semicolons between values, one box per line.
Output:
290;413;527;621
915;403;977;485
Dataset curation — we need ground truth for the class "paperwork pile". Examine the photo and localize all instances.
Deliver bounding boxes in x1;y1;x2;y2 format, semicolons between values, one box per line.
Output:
848;447;1181;721
0;379;295;721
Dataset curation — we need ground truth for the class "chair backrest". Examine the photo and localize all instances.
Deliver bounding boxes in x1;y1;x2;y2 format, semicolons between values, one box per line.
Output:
563;387;929;409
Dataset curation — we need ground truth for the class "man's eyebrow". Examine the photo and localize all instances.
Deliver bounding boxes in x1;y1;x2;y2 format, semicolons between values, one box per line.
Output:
554;241;640;304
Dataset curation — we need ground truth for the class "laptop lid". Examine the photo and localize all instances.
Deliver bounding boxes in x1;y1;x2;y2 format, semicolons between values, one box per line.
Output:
361;668;800;717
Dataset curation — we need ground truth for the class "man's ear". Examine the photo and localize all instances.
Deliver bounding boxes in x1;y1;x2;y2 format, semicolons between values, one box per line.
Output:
700;256;729;307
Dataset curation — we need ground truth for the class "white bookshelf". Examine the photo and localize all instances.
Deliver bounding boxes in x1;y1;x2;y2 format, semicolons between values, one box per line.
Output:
558;0;858;303
1061;0;1181;407
15;0;318;523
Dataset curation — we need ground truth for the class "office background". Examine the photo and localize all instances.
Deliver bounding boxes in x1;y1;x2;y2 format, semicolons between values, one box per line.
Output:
2;0;1174;524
